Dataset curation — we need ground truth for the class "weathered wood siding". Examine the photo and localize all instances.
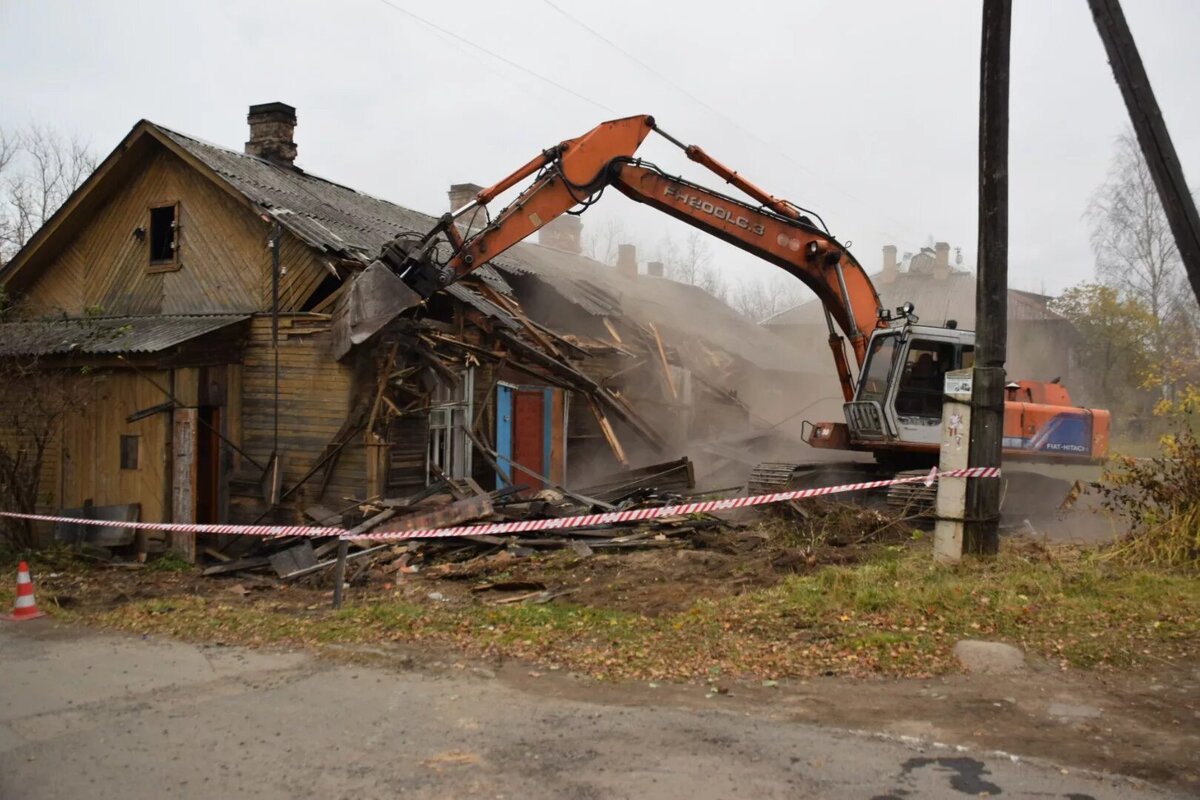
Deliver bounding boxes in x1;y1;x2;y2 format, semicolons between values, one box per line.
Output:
20;145;332;316
234;315;364;520
59;370;171;522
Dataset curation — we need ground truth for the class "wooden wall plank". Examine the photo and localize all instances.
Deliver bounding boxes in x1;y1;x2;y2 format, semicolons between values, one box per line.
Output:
232;315;363;521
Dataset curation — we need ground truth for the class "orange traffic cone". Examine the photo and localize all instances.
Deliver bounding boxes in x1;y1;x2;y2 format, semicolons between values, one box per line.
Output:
3;561;46;621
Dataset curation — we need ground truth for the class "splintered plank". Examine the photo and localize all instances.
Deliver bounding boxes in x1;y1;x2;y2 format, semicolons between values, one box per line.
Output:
647;322;677;400
588;397;628;466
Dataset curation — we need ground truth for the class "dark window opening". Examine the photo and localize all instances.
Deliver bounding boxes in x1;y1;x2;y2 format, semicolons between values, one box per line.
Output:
119;435;140;470
895;340;958;418
149;205;177;264
299;272;342;312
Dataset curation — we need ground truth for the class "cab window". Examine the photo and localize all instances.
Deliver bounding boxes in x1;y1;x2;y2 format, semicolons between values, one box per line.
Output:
895;340;958;418
857;333;899;404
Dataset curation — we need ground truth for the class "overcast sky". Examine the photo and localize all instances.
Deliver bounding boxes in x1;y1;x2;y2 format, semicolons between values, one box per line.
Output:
2;0;1197;300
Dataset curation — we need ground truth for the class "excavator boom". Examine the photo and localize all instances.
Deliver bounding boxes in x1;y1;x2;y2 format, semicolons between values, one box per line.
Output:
388;114;882;401
376;114;1109;472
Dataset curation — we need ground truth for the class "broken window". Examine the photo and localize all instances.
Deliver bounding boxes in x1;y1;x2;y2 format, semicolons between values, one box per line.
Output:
119;435;140;470
149;204;178;267
429;368;474;481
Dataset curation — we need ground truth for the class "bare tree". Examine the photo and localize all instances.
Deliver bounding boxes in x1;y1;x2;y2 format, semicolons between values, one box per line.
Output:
657;230;727;301
1087;132;1184;372
0;125;97;266
731;275;807;323
583;215;629;265
0;353;92;549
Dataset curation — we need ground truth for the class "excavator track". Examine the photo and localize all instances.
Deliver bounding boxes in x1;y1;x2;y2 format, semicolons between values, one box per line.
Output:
751;462;1085;522
750;462;939;516
749;461;890;504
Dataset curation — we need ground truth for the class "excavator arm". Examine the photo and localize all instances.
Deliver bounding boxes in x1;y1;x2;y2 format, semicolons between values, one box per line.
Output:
378;114;883;401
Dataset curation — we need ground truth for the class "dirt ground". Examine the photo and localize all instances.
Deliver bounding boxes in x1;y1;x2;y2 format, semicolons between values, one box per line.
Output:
17;499;1200;792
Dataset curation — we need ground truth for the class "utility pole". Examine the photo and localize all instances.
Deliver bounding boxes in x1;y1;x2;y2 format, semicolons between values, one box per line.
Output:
965;0;1011;555
1088;0;1200;306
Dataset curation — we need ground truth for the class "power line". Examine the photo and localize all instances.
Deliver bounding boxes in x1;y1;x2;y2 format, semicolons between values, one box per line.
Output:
374;0;615;114
541;0;925;244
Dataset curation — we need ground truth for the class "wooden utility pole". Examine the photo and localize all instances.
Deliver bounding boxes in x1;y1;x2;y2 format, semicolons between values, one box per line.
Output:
965;0;1011;555
1088;0;1200;306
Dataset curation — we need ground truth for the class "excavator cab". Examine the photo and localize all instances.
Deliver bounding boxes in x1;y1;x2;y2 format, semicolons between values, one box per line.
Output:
838;320;975;454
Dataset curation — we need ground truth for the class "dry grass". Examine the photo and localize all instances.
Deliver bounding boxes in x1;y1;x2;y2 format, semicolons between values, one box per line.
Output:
14;537;1191;683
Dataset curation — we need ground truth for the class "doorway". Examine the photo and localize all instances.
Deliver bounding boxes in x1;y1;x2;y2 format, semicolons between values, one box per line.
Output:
196;406;221;524
495;384;566;491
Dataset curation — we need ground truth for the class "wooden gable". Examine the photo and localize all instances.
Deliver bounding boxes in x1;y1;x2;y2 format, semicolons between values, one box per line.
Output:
3;124;334;317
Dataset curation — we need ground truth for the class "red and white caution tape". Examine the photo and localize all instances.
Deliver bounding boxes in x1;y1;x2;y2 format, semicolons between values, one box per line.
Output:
0;514;334;538
0;466;999;543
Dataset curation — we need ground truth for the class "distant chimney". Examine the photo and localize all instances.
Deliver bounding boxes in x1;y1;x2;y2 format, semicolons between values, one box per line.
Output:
934;241;951;279
245;102;297;167
538;216;583;254
616;243;637;279
882;244;898;284
448;182;483;213
647;260;664;278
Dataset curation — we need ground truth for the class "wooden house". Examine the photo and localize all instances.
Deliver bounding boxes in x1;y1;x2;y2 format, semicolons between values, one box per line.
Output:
0;103;823;559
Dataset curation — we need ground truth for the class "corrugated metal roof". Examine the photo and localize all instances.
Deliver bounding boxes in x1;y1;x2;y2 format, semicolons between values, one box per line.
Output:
445;284;518;330
0;314;248;357
158;125;517;296
153;123;817;373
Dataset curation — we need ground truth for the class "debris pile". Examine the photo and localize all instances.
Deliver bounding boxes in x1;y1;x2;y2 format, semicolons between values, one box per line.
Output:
203;456;757;586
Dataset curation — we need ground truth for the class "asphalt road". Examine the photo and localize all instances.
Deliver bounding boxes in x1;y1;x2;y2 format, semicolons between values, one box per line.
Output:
0;621;1176;799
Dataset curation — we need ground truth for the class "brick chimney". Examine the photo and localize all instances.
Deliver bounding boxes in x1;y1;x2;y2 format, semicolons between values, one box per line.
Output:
448;183;483;213
934;241;951;280
616;243;638;279
882;244;898;284
538;216;583;254
245;102;297;167
647;260;664;278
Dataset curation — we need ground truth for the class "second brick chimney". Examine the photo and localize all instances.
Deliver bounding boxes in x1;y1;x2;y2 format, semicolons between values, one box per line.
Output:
448;183;483;213
934;241;951;280
538;216;583;254
647;260;664;278
245;102;297;167
616;243;638;279
882;244;898;284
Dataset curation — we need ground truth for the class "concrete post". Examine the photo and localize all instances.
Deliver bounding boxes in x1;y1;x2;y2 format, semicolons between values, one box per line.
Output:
934;369;974;563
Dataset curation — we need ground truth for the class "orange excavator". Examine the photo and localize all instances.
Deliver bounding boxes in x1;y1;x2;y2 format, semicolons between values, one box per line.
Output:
375;114;1110;497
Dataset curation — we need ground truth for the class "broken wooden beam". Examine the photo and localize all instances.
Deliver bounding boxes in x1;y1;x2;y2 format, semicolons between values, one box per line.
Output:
647;322;677;400
372;494;493;536
588;397;628;467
